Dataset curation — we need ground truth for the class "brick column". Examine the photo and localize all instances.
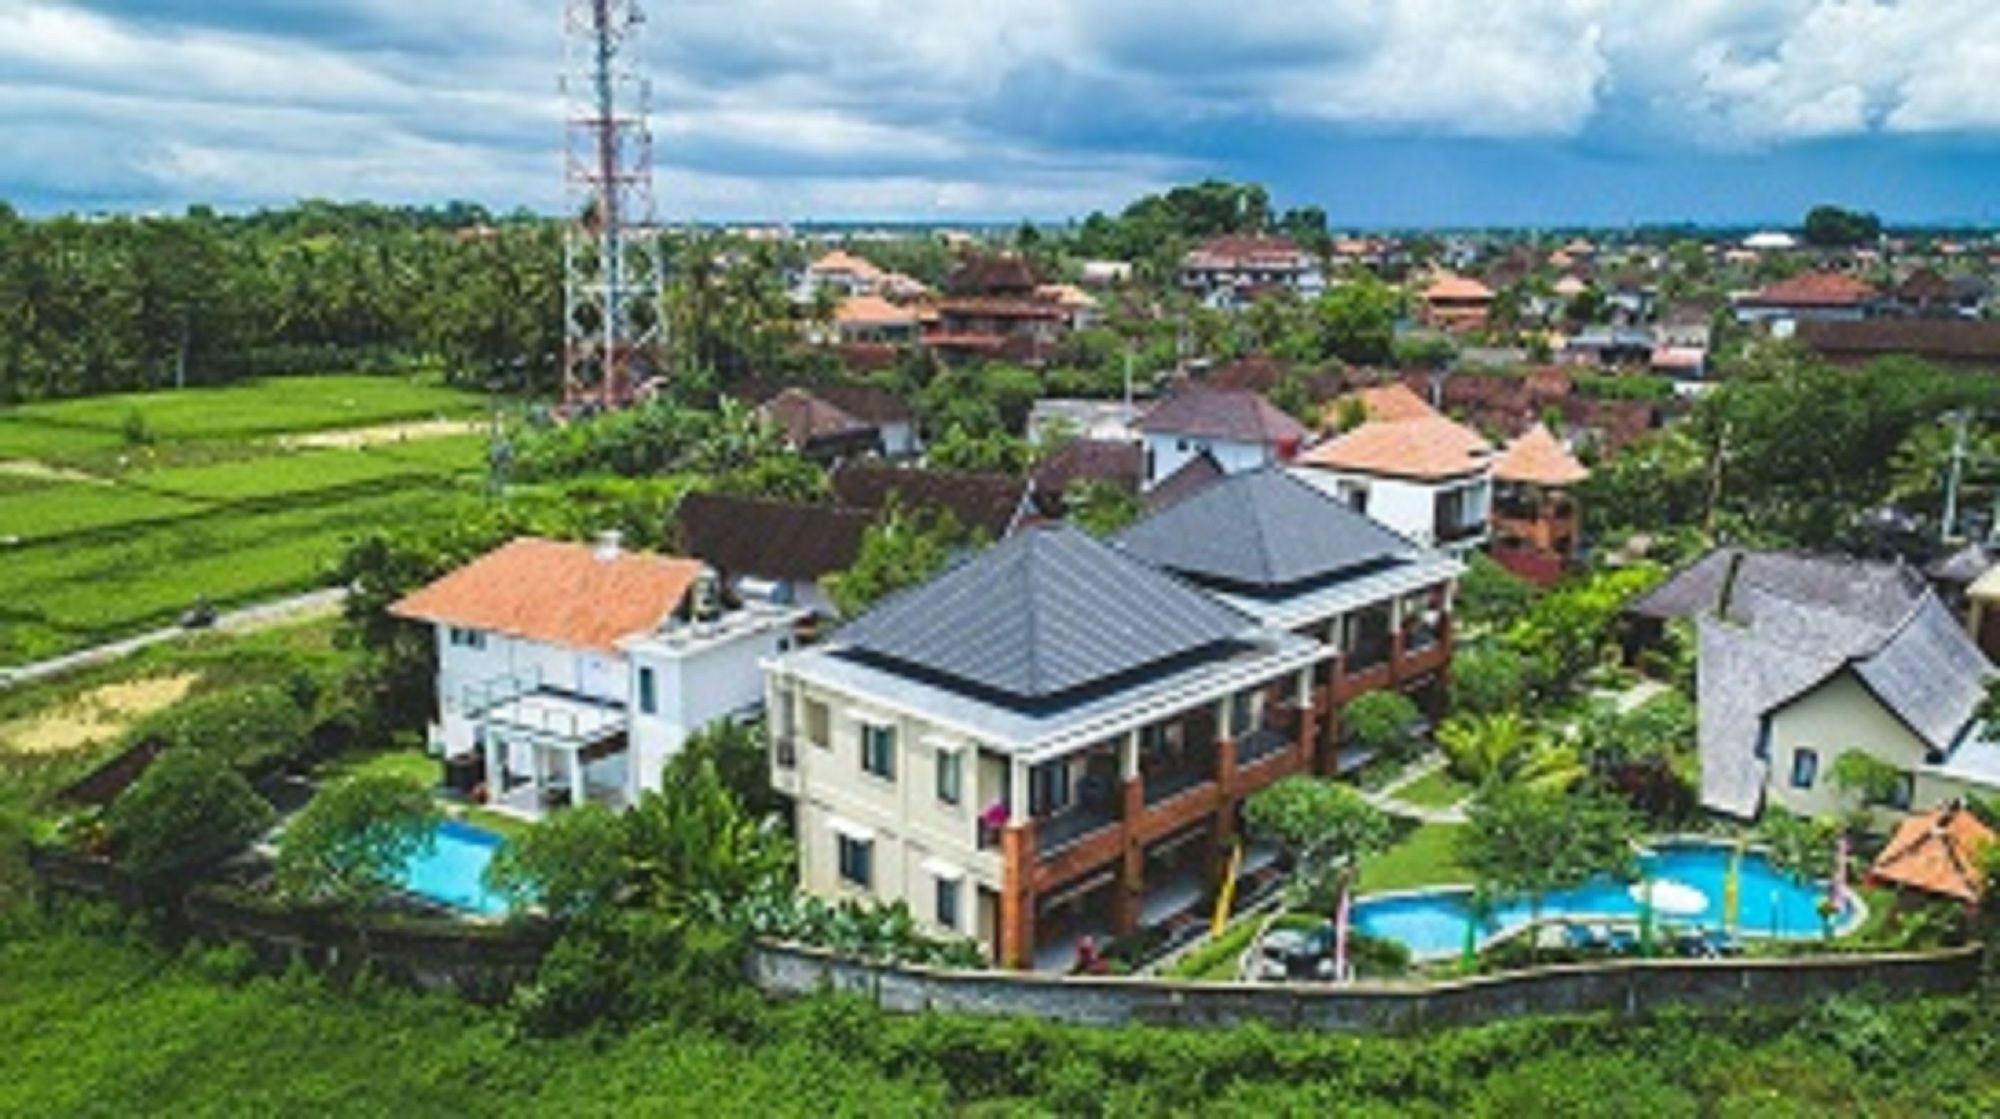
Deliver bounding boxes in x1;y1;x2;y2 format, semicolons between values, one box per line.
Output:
1111;777;1144;936
999;821;1036;970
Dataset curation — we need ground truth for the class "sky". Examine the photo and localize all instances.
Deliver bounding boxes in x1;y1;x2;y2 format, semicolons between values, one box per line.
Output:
2;0;1998;227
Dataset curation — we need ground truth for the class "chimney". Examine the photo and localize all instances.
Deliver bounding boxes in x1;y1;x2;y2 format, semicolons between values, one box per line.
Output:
594;530;623;562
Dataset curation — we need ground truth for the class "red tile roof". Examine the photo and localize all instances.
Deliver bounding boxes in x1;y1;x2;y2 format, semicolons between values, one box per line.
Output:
391;537;702;653
1744;271;1879;308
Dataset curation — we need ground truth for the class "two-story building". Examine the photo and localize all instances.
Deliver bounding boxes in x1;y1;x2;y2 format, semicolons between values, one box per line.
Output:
393;535;802;819
1292;414;1495;556
1489;423;1589;583
1179;234;1324;303
765;475;1460;970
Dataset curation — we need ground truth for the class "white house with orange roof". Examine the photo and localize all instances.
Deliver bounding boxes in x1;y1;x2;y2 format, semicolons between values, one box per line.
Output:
1418;273;1497;333
392;535;803;819
832;294;920;344
1293;402;1495;556
802;250;887;299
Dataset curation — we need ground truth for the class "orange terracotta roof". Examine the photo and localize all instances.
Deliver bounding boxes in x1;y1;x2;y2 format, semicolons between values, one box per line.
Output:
808;250;885;279
1298;414;1494;480
1867;802;1996;904
1341;382;1439;424
391;537;702;653
833;294;917;327
1746;271;1878;308
1495;423;1590;486
1423;273;1495;302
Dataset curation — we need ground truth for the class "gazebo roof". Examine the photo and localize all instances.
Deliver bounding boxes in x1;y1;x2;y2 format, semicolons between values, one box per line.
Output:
1866;802;1996;904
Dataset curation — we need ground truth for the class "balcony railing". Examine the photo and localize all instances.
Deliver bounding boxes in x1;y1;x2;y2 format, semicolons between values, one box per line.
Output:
1143;764;1213;807
1036;801;1120;856
1343;636;1392;674
1433;517;1487;544
1236;725;1292;768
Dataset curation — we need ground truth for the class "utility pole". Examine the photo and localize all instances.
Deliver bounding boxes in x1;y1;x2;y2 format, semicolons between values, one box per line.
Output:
1943;409;1970;544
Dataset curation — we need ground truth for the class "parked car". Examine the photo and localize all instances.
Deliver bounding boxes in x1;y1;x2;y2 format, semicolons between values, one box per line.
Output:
1251;920;1338;981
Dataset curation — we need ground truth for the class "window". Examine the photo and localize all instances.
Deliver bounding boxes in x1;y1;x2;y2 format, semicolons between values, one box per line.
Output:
837;835;873;889
637;667;657;715
1790;748;1819;790
935;876;960;930
1228;691;1255;738
804;699;830;749
1885;772;1915;810
862;722;897;780
448;627;486;650
1029;761;1072;816
936;746;962;805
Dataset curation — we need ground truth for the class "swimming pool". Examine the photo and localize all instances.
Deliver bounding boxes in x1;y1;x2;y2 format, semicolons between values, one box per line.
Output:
1352;841;1857;959
395;819;510;917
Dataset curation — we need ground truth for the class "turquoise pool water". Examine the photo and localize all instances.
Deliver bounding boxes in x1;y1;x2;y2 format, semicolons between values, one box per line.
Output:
395;819;510;916
1353;841;1853;959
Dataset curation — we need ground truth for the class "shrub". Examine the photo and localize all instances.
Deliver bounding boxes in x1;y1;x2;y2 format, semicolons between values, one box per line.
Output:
132;684;316;774
1449;647;1528;717
1342;691;1423;763
105;749;273;882
485;804;627;920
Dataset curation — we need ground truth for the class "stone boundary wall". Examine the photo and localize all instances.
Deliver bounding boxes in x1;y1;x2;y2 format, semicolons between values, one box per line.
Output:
28;847;552;1001
749;940;1983;1032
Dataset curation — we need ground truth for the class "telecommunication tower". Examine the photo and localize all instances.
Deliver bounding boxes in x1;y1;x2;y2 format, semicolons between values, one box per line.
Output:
561;0;664;411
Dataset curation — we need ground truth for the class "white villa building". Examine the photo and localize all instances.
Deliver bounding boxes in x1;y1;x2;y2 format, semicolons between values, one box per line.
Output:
393;535;801;819
1293;412;1496;557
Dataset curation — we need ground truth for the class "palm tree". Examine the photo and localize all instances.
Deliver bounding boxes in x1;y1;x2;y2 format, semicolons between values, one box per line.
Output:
1437;712;1585;793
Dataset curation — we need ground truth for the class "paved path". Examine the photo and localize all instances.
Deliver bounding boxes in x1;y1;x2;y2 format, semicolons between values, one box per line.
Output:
0;588;346;691
1364;754;1470;824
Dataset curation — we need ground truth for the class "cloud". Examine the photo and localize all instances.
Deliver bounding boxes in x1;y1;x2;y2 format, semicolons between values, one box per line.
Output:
2;0;1997;219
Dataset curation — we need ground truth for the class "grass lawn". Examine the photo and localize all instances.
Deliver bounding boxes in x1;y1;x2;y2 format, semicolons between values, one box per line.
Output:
315;748;439;788
1394;768;1473;810
0;375;491;668
0;374;482;464
1359;821;1471;894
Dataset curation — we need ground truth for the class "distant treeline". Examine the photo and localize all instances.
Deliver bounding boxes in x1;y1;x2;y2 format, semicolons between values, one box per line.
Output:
0;200;563;403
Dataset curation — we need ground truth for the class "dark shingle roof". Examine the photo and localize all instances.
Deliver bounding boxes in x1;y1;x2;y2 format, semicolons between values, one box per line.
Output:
835;524;1254;700
1133;387;1310;446
831;462;1026;540
1116;468;1415;590
676;492;872;585
1031;438;1143;498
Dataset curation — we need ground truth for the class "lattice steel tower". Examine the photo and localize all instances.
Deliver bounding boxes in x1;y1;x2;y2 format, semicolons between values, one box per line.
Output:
561;0;663;411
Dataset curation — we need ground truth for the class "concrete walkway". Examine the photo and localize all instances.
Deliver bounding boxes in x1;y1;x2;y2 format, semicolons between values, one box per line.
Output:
0;587;346;691
1364;754;1470;824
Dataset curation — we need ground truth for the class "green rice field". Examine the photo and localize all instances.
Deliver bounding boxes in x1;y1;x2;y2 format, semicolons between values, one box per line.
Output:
0;376;492;667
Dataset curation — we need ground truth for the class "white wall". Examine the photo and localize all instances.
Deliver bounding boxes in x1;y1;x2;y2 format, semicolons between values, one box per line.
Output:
1143;433;1275;489
1762;671;1930;820
628;620;795;796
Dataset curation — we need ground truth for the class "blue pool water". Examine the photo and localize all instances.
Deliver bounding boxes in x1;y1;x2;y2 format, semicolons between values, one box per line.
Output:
395;819;510;916
1353;841;1854;959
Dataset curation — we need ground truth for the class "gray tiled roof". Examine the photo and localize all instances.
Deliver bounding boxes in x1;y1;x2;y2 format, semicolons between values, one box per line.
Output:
1132;386;1310;445
833;523;1256;700
1629;548;1925;625
1115;467;1418;589
1854;594;1991;755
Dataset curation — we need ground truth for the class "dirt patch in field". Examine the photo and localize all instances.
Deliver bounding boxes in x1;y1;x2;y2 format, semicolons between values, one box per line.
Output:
0;674;198;756
285;419;482;450
0;459;111;485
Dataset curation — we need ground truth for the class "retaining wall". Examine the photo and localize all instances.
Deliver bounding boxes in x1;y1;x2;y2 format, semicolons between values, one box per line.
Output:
749;940;1983;1032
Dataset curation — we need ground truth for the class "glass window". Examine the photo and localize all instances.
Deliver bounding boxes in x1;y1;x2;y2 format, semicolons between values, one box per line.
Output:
637;667;657;715
837;835;872;889
1030;761;1072;816
1887;772;1914;810
862;723;897;780
1790;748;1819;790
804;700;830;749
935;876;959;930
1228;691;1254;737
936;747;962;805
